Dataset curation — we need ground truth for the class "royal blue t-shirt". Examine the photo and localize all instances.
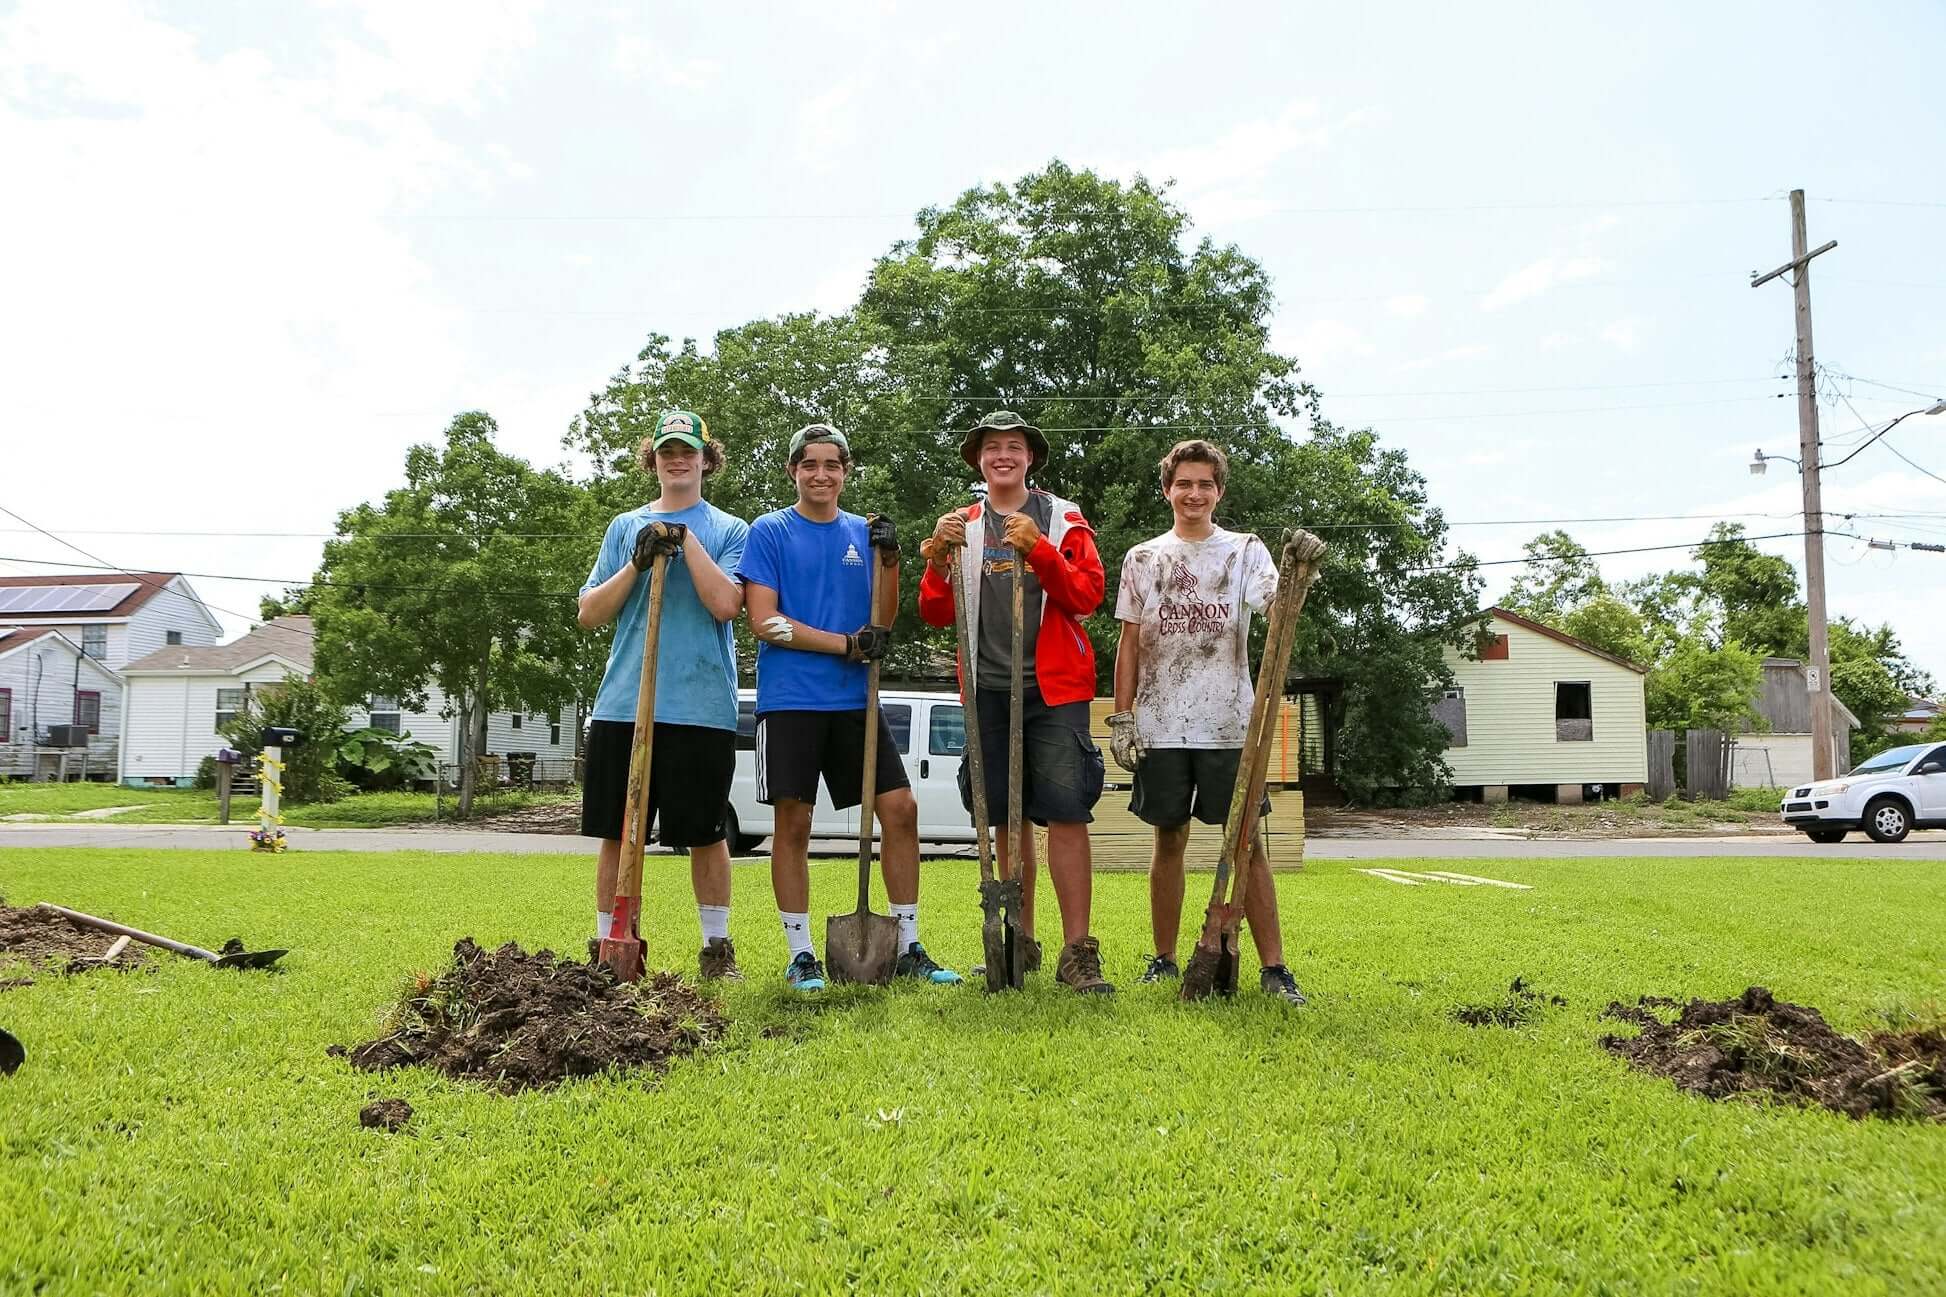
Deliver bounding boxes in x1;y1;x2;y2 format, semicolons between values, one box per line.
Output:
584;500;748;730
735;507;873;714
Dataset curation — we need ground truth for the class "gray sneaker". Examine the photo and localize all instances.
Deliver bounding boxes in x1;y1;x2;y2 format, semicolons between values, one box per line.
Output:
1261;964;1307;1006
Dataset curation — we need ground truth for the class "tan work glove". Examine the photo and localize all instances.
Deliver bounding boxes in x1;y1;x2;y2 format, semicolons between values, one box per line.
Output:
1106;710;1145;772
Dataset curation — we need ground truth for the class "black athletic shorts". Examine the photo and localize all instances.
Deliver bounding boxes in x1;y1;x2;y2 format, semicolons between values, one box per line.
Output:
958;687;1105;826
580;719;735;848
1129;747;1271;829
755;709;910;809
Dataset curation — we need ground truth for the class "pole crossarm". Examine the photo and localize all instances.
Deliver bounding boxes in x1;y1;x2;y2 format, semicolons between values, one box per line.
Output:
1750;239;1837;288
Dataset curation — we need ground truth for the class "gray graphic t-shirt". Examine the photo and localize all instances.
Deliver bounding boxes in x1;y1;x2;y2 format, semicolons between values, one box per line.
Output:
976;494;1054;690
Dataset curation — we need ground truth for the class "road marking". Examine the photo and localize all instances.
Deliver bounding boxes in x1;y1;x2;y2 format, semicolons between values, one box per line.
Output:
1357;868;1533;890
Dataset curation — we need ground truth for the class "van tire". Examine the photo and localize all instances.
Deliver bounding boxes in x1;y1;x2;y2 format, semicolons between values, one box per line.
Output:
723;804;761;856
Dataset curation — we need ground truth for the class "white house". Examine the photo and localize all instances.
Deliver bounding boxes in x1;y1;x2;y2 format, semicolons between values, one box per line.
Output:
1435;607;1650;803
0;572;220;780
119;616;576;785
1731;657;1861;788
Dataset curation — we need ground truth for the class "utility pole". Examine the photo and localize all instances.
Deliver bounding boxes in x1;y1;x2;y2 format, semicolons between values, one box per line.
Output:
1751;189;1839;780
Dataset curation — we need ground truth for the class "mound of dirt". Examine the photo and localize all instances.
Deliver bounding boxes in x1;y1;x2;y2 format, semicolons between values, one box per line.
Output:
0;902;148;988
1602;986;1946;1122
1453;976;1565;1027
336;939;726;1093
359;1098;413;1132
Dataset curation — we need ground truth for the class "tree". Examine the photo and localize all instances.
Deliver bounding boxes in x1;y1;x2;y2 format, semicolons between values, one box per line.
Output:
1644;636;1764;733
308;413;587;813
1503;530;1607;624
1690;523;1805;655
1560;594;1651;665
1829;620;1913;766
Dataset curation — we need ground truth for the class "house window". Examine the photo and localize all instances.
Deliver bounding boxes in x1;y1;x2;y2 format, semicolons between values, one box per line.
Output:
74;690;102;735
1555;681;1593;742
215;687;246;733
82;625;107;659
510;712;522;730
1433;688;1468;747
368;697;402;735
550;710;561;746
0;688;10;738
1481;633;1510;661
166;630;183;646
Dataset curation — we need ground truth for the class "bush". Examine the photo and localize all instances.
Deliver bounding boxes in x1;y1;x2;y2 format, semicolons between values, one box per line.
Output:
193;755;218;790
218;675;351;804
336;727;438;791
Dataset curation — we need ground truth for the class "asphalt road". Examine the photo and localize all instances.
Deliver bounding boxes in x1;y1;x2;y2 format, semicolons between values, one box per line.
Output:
4;823;1945;859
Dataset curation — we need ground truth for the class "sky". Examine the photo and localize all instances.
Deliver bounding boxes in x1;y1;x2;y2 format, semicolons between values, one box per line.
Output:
3;0;1944;684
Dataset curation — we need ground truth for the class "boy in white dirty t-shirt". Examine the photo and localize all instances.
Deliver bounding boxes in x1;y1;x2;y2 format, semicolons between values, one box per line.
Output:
1108;439;1307;1005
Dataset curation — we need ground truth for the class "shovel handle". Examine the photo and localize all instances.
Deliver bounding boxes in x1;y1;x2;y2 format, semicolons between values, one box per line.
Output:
854;543;889;912
38;904;218;962
1007;552;1026;884
949;558;996;886
612;551;672;941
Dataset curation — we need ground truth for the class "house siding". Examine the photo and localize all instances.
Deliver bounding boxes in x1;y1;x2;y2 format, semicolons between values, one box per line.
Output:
0;639;122;777
123;579;220;667
1438;618;1647;786
121;661;301;782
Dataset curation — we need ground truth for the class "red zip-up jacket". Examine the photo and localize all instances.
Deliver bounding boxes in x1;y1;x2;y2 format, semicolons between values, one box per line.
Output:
917;491;1104;706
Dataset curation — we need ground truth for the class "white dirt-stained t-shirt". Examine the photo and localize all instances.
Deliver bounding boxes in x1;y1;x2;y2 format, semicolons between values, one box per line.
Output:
1115;526;1279;749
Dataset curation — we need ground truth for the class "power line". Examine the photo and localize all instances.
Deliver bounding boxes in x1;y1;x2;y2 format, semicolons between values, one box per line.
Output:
1409;529;1819;575
885;376;1786;402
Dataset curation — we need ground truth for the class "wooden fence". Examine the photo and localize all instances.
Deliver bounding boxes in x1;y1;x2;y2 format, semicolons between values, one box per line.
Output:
1647;729;1734;801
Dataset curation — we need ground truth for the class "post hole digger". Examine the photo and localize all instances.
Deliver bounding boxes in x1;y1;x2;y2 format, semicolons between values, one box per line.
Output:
826;525;903;985
596;522;682;984
1180;528;1327;1002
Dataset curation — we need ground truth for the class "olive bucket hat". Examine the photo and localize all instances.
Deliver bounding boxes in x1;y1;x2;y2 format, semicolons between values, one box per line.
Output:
959;409;1048;473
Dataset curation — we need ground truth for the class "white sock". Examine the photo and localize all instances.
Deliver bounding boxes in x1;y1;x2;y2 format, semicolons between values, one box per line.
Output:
698;904;730;943
595;910;613;940
779;911;814;959
890;903;919;949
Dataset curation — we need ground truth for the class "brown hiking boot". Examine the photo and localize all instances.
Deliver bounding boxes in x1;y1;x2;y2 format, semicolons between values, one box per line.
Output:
1056;936;1116;995
699;937;742;981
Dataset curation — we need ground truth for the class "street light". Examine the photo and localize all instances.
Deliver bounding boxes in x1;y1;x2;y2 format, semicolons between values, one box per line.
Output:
1751;400;1944;476
1749;449;1799;476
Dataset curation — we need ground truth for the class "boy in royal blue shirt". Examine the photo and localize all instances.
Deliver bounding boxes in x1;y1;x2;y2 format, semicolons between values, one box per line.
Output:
578;410;748;979
737;423;961;992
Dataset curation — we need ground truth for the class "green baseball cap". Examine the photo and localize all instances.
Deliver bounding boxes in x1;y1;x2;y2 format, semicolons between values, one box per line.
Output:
652;409;711;451
960;409;1048;472
788;422;851;460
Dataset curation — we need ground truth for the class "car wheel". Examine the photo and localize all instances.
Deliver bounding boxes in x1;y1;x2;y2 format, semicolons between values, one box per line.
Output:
723;804;760;856
1803;828;1847;844
1862;797;1912;844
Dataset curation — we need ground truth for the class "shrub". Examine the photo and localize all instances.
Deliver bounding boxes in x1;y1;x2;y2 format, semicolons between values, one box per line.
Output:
218;675;351;804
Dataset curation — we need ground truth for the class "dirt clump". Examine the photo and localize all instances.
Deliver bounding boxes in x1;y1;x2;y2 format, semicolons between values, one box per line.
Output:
338;938;726;1093
1602;986;1946;1122
1453;977;1565;1027
0;902;148;988
359;1099;413;1132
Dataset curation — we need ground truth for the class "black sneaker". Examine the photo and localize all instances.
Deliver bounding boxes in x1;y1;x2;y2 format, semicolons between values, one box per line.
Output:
895;942;963;985
785;951;826;993
1261;964;1307;1006
1138;954;1180;984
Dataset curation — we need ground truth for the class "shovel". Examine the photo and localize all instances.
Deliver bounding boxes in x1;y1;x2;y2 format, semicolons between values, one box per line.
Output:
598;546;673;984
948;544;1023;992
1182;529;1326;1001
0;1028;20;1076
39;904;289;970
826;535;902;985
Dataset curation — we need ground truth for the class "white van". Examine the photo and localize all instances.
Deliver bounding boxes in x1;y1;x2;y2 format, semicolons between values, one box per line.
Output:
723;688;978;852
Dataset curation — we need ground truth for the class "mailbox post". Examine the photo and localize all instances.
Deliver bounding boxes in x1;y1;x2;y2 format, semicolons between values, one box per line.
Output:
254;728;303;852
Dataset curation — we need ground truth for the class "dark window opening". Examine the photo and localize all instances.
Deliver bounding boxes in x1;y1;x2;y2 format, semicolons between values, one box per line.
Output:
1433;688;1467;747
0;687;11;737
82;625;106;659
166;630;183;645
1556;681;1593;741
510;713;522;729
368;697;402;735
74;690;101;735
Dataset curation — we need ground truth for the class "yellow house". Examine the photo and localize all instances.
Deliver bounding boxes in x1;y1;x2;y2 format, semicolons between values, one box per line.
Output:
1436;607;1648;803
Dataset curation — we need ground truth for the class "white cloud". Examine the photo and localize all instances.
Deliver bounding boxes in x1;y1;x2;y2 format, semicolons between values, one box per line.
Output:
1479;255;1607;311
1385;294;1429;319
1117;99;1374;228
1600;318;1642;350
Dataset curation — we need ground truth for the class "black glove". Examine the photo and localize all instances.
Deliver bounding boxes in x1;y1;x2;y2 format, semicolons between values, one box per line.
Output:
845;624;893;663
631;521;687;570
866;513;899;558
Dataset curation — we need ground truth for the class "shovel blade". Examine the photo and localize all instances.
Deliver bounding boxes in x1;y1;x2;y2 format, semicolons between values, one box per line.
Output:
213;948;288;971
825;911;901;986
978;878;1025;993
596;934;645;984
0;1028;22;1076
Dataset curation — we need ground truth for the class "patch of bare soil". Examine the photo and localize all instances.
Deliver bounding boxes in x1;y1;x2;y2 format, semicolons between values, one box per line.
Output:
431;801;579;834
1453;977;1566;1027
1602;986;1946;1122
333;939;726;1093
359;1099;413;1132
0;902;148;989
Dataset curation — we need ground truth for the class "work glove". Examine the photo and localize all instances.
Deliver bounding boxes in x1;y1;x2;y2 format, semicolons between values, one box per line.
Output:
1282;527;1327;569
1002;511;1042;557
866;513;899;558
929;510;968;562
632;520;688;571
845;625;893;664
1106;710;1145;772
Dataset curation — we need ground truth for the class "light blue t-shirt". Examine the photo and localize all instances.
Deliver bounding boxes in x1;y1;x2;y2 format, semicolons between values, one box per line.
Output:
585;500;748;730
735;507;872;714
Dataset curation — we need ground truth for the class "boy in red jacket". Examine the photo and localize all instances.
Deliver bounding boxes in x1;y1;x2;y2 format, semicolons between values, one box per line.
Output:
918;411;1113;994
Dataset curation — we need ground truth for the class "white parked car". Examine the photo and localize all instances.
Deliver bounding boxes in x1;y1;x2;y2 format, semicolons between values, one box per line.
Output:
722;689;978;853
1779;741;1946;843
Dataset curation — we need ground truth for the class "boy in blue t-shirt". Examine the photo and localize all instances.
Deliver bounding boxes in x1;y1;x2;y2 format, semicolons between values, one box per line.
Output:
579;409;749;980
737;423;961;992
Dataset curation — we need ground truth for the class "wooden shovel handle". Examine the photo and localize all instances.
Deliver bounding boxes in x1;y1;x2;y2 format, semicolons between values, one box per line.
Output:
854;551;884;912
38;904;217;962
614;552;671;929
949;559;996;886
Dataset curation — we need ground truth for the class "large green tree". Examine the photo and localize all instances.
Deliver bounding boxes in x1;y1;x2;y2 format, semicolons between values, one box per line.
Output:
308;413;587;813
1503;530;1607;624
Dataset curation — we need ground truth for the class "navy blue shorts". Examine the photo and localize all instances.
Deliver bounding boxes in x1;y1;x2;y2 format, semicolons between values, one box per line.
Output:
958;687;1105;826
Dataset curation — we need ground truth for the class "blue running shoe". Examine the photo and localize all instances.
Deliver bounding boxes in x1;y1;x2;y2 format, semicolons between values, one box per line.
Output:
785;951;826;993
895;942;962;985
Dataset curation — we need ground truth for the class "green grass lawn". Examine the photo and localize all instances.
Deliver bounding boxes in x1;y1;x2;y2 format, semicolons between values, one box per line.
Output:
0;783;575;827
2;848;1942;1295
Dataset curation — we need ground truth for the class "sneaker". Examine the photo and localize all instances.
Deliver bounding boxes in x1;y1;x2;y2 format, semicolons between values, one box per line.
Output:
1055;936;1116;995
699;937;742;981
784;951;826;994
1261;964;1307;1006
1138;954;1180;984
895;942;963;985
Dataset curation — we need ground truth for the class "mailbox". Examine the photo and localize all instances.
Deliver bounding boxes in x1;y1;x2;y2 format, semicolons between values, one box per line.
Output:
259;727;304;749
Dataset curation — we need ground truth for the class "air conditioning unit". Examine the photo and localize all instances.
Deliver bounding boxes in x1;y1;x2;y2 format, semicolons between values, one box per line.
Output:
46;725;90;748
